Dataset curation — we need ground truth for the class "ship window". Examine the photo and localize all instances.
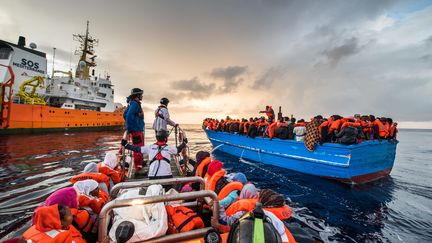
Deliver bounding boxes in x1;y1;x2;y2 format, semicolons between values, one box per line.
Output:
60;86;62;90
0;47;12;59
112;90;114;94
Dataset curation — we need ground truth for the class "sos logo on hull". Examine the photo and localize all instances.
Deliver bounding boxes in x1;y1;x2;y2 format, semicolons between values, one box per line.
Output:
12;58;45;74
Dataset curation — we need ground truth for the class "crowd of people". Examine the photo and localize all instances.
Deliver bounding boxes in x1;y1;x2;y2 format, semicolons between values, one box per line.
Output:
203;110;398;145
4;134;293;243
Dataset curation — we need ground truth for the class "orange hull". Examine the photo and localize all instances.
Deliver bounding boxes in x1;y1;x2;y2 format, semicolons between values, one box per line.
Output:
1;103;124;133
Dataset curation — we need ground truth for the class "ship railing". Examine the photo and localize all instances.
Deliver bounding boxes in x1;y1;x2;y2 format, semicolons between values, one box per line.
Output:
99;189;220;243
0;64;14;128
110;176;205;199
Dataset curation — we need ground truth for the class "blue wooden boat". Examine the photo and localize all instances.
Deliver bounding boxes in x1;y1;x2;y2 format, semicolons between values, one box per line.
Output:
204;129;398;184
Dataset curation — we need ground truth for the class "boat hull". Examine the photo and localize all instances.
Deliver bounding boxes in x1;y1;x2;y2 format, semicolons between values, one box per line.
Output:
0;103;124;134
205;129;397;185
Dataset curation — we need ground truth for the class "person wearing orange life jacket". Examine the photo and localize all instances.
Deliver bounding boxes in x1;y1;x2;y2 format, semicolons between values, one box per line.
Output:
387;118;398;139
42;187;97;242
259;105;275;120
23;204;86;243
371;116;388;139
122;130;187;183
166;205;205;233
73;179;109;215
318;118;332;144
218;185;291;240
219;173;248;208
205;160;224;190
70;162;110;193
97;151;123;187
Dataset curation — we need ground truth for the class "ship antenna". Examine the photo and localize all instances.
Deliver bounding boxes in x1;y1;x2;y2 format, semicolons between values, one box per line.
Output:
73;20;98;80
52;47;56;78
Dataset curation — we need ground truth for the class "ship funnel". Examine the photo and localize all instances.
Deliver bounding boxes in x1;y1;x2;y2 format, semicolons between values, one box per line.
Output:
18;36;26;47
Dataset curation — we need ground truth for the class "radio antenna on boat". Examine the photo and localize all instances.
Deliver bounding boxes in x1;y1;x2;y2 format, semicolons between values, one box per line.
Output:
73;20;98;80
52;47;56;78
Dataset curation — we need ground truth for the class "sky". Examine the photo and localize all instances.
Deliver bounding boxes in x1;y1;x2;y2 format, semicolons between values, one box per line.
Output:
1;0;432;127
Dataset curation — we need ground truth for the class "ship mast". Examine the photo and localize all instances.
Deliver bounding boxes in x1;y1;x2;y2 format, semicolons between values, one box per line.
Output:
73;21;98;80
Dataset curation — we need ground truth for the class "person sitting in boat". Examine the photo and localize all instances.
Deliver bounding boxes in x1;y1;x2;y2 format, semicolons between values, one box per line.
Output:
259;105;275;120
219;172;248;208
194;151;211;178
121;130;187;181
124;88;145;171
257;117;269;137
73;179;109;214
23;204;86;243
98;151;123;187
226;203;295;243
387;118;398;140
218;185;291;238
43;187;98;242
153;97;178;134
293;119;307;141
335;123;359;145
70;162;110;193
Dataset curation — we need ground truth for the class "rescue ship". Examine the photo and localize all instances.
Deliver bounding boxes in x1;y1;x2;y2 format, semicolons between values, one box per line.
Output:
0;21;124;134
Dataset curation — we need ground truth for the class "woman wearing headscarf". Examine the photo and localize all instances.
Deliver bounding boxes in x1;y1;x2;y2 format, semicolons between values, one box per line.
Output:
43;187;97;242
98;151;122;186
219;173;248;208
73;179;109;214
70;162;110;193
23;204;86;243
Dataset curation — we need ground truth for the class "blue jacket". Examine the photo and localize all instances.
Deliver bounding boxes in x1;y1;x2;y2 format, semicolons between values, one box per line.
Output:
125;100;144;132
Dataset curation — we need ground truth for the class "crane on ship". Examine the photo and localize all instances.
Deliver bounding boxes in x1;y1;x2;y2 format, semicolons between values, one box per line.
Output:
16;76;46;105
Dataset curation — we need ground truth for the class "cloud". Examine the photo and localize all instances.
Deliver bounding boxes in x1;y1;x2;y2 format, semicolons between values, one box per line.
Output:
210;66;247;92
252;67;284;89
171;77;216;97
322;37;362;66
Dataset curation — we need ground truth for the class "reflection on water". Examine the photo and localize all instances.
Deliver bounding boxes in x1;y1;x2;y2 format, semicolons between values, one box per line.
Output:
0;127;431;242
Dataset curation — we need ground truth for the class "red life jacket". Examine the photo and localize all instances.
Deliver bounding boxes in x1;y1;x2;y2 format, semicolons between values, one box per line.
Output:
166;205;204;233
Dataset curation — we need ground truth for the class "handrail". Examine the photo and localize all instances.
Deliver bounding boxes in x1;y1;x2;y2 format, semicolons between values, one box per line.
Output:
0;64;15;128
110;176;205;199
98;190;220;243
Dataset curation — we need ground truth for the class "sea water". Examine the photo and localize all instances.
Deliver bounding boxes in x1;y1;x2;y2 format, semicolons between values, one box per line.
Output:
0;125;431;242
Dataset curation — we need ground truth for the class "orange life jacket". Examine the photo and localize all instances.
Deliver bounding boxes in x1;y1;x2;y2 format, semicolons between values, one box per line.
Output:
206;170;225;191
70;172;110;188
268;122;278;138
294;122;306;127
318;121;330;137
78;190;109;214
283;226;297;243
166;205;204;233
373;119;388;138
341;121;361;129
195;157;212;178
389;123;398;138
217;181;244;200
329;119;343;134
70;208;94;233
97;163;122;184
226;198;292;220
23;225;86;243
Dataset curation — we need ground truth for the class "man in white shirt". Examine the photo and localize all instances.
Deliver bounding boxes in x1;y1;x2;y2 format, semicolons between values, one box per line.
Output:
293;119;307;142
121;130;187;179
152;97;177;133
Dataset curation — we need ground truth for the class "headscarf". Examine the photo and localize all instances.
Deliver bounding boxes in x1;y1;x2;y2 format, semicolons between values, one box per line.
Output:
44;187;79;209
84;162;98;173
207;160;222;176
240;183;259;199
73;179;99;196
259;189;285;208
33;204;62;232
103;151;117;169
232;173;247;185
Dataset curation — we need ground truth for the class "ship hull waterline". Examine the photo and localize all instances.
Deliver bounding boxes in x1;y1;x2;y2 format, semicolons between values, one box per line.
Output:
0;103;124;134
204;129;398;185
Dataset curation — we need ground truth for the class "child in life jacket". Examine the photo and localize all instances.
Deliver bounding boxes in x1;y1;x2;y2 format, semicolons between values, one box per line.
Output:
23;204;86;243
73;179;109;214
98;151;123;187
71;162;110;193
